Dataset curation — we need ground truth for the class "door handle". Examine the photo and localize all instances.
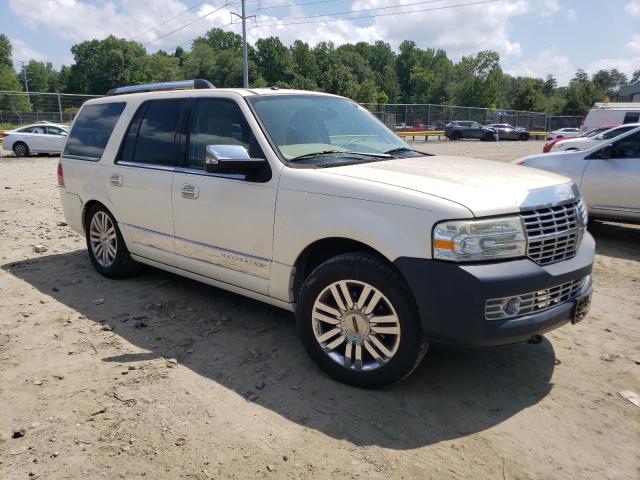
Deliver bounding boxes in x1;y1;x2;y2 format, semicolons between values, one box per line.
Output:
109;173;123;187
181;184;199;199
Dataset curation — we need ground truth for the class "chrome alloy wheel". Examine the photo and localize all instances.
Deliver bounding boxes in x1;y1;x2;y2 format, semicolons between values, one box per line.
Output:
89;211;117;267
312;280;401;371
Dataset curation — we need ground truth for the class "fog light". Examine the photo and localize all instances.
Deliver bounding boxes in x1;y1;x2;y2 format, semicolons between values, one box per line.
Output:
504;297;521;316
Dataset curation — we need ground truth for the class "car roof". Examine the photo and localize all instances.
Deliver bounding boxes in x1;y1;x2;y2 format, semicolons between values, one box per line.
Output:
82;88;339;106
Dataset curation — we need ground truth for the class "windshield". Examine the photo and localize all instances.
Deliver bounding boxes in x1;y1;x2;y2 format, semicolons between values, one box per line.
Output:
248;94;417;163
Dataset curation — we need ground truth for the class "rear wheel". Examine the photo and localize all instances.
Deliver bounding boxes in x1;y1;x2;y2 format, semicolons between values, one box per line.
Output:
297;252;427;388
519;133;529;141
13;142;29;157
450;131;462;141
85;205;141;278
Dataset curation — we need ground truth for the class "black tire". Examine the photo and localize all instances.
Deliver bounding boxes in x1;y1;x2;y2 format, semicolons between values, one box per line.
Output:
482;132;495;142
449;131;462;141
519;133;529;141
13;142;29;157
296;252;427;389
85;204;141;279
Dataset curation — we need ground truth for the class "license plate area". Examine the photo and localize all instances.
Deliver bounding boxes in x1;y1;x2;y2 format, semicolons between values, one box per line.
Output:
571;292;592;324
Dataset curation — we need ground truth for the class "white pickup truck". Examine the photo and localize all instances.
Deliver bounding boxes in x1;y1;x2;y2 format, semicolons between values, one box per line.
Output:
58;80;594;388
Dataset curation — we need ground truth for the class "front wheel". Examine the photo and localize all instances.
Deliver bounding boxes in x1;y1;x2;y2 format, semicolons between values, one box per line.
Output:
85;205;141;278
297;252;427;388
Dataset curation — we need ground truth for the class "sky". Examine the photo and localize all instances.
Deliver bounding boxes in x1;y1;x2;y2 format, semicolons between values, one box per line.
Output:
2;0;639;86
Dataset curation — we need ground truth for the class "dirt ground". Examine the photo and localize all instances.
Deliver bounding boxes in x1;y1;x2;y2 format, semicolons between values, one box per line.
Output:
1;142;639;480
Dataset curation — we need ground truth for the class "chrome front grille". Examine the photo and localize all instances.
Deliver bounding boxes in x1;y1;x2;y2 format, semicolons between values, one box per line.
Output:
521;200;584;265
485;277;586;320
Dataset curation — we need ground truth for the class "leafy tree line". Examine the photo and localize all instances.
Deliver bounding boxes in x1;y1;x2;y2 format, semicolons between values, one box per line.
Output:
1;31;638;116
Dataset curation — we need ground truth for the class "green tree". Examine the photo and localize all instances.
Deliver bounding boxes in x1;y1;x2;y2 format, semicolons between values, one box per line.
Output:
66;35;148;94
591;68;628;98
255;37;293;85
0;34;12;68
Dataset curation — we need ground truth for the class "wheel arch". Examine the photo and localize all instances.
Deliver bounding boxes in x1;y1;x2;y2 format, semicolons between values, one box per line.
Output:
291;237;398;302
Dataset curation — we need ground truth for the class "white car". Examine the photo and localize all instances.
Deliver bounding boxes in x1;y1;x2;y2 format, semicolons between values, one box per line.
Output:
546;128;580;141
551;124;640;152
58;80;595;388
2;122;69;156
516;126;640;224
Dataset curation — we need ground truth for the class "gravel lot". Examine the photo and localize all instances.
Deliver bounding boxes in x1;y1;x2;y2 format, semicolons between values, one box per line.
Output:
1;142;639;479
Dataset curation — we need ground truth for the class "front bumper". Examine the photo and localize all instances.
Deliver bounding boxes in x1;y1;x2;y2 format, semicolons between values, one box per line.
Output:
394;232;595;347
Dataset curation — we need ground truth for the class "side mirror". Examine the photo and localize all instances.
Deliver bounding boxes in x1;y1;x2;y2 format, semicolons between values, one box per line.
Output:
204;145;265;174
60;131;68;136
594;133;604;140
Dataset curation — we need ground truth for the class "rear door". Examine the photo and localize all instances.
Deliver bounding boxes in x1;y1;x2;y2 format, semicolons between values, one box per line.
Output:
107;98;188;267
44;126;67;153
171;96;277;294
582;130;640;222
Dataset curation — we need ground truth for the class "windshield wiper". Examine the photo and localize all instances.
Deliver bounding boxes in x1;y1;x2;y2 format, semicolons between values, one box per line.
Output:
289;150;391;161
383;146;421;155
289;150;348;161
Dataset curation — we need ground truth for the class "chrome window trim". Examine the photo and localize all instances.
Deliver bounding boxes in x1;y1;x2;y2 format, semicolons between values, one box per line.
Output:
115;160;175;172
62;154;101;162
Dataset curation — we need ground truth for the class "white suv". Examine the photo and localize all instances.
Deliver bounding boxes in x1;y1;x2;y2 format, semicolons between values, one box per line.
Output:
58;80;595;388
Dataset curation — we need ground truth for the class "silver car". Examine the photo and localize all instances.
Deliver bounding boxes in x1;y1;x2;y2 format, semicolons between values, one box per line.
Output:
516;126;640;224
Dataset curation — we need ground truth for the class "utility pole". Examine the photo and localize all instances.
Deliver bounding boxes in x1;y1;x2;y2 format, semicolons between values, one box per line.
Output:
232;0;254;88
19;60;30;102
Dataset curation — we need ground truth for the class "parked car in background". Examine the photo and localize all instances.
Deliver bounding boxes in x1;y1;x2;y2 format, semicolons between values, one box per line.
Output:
542;125;617;153
485;124;530;141
516;126;640;224
2;122;69;156
444;121;498;141
58;80;594;388
551;124;640;152
546;128;580;141
581;102;640;133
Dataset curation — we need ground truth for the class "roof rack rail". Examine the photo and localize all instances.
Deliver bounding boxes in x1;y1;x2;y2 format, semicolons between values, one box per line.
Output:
106;79;215;96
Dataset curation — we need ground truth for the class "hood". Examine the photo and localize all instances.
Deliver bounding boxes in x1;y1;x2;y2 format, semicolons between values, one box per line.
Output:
324;155;577;217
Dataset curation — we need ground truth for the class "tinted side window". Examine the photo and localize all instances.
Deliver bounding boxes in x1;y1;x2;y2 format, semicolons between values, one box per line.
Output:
185;99;256;169
132;99;185;165
63;103;125;160
611;131;640;158
623;112;640;124
47;126;65;135
603;126;634;139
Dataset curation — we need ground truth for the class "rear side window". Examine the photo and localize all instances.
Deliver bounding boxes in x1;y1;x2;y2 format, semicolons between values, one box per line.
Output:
603;125;635;139
63;103;125;160
623;112;640;124
119;99;185;166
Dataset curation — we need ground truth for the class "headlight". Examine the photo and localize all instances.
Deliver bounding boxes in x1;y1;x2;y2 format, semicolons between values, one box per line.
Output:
433;216;527;262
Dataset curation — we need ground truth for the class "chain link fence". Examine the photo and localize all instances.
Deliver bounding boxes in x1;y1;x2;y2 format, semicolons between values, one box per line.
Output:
0;91;101;125
1;91;583;134
361;103;550;132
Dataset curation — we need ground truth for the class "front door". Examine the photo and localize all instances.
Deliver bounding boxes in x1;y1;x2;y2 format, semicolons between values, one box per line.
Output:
106;98;188;267
582;130;640;222
171;97;278;295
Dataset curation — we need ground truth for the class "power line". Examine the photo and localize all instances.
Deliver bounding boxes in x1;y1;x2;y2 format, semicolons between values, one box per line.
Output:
131;1;208;40
250;0;341;14
253;0;450;23
251;0;500;28
142;3;230;46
